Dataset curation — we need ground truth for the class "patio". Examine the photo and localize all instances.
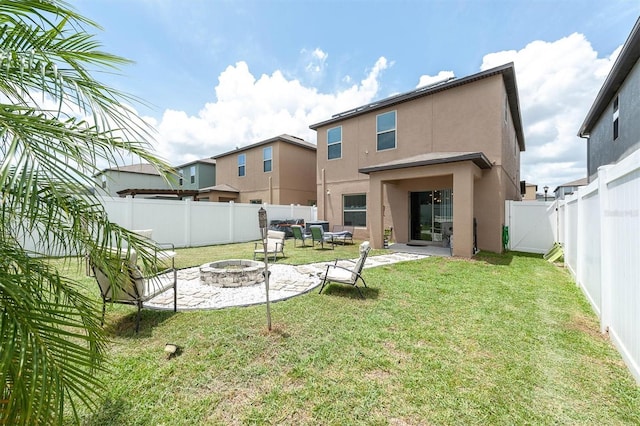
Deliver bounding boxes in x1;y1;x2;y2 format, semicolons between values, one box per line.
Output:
145;251;428;310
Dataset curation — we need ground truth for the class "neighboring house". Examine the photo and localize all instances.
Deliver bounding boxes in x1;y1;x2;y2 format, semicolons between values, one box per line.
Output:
579;17;640;182
175;158;216;191
553;178;587;200
94;163;176;198
522;183;538;201
310;63;525;257
196;183;240;202
212;134;317;205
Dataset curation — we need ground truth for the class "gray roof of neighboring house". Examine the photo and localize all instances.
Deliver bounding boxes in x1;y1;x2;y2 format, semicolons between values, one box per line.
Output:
579;17;640;137
213;134;316;159
95;163;160;177
553;177;588;192
199;183;240;193
358;152;492;174
310;62;525;152
176;157;217;168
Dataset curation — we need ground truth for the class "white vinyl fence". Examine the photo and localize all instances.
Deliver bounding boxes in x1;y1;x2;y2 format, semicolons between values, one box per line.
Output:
100;197;317;248
558;148;640;384
504;200;556;253
504;148;640;384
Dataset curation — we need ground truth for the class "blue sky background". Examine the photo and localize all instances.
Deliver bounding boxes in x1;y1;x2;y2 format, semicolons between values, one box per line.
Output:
74;0;640;191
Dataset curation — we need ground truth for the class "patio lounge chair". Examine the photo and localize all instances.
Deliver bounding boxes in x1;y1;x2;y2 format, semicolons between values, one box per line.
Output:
310;225;335;249
291;225;312;247
254;229;286;261
319;241;371;298
331;225;354;245
92;250;177;333
131;229;176;272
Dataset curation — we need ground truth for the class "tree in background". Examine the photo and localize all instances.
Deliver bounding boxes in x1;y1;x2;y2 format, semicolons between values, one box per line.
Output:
0;1;171;423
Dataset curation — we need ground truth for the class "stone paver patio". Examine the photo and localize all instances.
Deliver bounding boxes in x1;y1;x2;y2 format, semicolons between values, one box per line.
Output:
145;252;427;310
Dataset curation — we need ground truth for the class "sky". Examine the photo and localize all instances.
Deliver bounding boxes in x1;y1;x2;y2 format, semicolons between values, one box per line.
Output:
73;0;640;192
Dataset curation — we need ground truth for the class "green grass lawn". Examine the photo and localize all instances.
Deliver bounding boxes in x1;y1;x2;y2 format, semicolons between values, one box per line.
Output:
63;243;640;425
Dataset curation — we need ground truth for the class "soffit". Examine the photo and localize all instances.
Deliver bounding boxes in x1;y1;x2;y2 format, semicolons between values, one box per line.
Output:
579;17;640;136
358;152;492;174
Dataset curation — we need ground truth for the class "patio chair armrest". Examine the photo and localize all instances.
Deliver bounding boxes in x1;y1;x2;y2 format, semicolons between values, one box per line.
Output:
156;241;175;251
324;263;355;274
330;258;355;266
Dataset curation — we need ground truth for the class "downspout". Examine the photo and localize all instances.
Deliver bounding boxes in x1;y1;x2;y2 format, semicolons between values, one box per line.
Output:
321;168;326;220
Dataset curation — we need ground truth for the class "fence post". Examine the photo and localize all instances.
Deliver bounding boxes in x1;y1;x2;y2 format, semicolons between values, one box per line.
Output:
598;165;612;334
576;188;584;292
184;198;192;248
228;201;235;243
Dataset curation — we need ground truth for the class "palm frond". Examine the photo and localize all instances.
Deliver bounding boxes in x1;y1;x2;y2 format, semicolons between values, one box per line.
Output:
0;1;172;424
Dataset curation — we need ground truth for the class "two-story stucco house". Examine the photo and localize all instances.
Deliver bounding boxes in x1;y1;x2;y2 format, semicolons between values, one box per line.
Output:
175;158;216;191
209;134;317;205
310;63;525;257
579;17;640;182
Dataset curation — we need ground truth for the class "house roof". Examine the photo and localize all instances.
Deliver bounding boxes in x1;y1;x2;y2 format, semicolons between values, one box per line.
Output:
95;163;161;177
579;17;640;137
198;183;240;193
553;177;588;192
176;157;217;168
310;63;525;152
116;188;200;198
213;134;316;159
358;152;493;175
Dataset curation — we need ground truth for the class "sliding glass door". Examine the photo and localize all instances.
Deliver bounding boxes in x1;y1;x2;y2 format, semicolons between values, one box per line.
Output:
409;190;452;243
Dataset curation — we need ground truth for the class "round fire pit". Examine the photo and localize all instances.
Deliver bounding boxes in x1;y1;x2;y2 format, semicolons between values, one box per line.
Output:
199;259;264;288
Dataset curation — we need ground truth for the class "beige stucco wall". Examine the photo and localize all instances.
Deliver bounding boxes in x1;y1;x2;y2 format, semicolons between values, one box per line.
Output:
215;139;316;205
314;73;523;256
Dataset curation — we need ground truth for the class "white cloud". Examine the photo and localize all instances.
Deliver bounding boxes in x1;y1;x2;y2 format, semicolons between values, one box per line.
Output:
416;70;455;88
303;48;328;73
481;33;620;190
148;34;620;191
151;57;391;165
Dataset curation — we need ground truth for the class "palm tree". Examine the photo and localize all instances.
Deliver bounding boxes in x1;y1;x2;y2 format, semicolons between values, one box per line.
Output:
0;1;172;423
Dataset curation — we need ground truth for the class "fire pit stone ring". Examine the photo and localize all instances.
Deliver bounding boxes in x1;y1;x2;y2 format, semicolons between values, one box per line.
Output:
199;259;264;288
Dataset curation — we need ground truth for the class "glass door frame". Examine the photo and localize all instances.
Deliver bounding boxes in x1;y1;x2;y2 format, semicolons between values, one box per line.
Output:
408;189;453;245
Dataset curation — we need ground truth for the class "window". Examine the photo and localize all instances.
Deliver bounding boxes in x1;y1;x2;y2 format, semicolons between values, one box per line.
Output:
190;166;196;184
178;170;184;186
327;126;342;160
101;175;106;189
263;146;272;172
238;154;246;177
377;111;396;151
250;199;262;204
343;194;366;227
613;96;619;140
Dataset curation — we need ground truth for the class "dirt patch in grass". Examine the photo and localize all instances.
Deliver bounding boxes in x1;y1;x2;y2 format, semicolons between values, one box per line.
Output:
568;312;606;341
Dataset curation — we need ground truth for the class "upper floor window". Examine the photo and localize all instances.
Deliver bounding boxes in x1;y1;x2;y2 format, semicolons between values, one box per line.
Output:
377;111;396;151
263;146;272;172
190;166;196;184
613;96;619;140
327;126;342;160
101;175;107;189
178;170;184;186
238;154;246;177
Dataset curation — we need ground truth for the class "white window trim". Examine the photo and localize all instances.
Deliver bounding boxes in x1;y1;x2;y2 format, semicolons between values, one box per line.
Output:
327;126;342;160
342;193;367;228
376;110;397;152
238;153;246;177
263;146;273;173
